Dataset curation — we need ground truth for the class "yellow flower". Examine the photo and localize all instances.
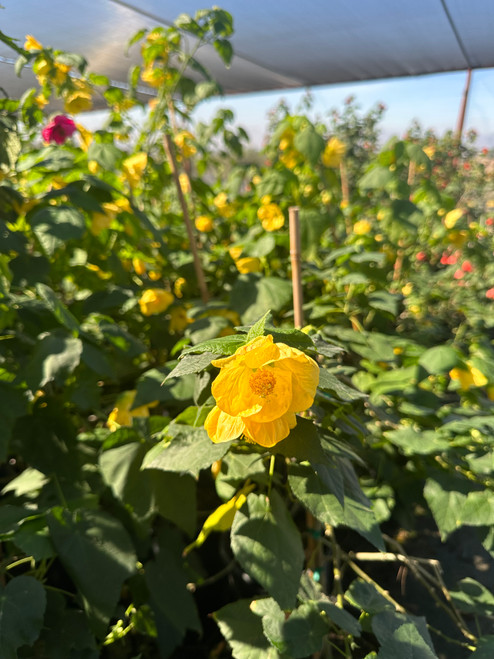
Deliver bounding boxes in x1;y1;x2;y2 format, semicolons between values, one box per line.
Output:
195;215;214;232
107;390;153;432
141;65;166;88
52;62;71;86
76;123;93;151
174;130;196;158
423;145;435;159
148;270;161;281
321;190;332;205
278;127;295;151
174;277;186;298
34;95;48;109
450;363;487;390
401;282;413;296
229;246;243;261
205;334;320;447
279;150;299;169
132;258;147;276
252;175;262;186
183;482;255;555
90;211;113;235
169;306;191;333
122;152;148;189
444;208;464;229
33;57;52;82
448;230;468;248
235;257;262;274
88;160;100;175
64;86;93;114
24;35;42;51
138;288;174;315
179;172;191;195
353;219;371;235
213;192;234;218
322;137;346;168
257;203;284;232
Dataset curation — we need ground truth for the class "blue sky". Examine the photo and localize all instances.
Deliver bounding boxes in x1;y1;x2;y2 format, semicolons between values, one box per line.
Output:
192;68;494;149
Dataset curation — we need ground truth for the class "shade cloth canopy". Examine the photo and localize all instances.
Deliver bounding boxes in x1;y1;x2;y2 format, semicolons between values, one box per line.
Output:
1;0;493;103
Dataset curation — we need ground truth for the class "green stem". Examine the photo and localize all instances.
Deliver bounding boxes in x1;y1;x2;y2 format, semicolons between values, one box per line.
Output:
267;453;276;500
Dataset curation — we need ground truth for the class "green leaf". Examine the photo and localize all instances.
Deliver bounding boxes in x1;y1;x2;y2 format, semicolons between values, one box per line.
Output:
384;428;450;455
318;601;361;636
246;310;272;342
288;463;383;550
318;369;367;401
164;351;218;382
47;508;136;638
230;275;293;324
142;426;232;478
254;597;329;657
256;169;294;197
0;576;46;659
0;382;28;461
423;476;470;540
2;468;48;497
145;527;201;658
99;442;196;534
23;330;83;391
231;490;304;610
182;334;246;356
470;637;494;658
214;599;279;659
133;367;194;408
300;208;330;261
87;142;122;170
213;38;233;66
293;125;325;165
36;283;80;335
374;615;437;658
449;578;494;616
345;580;392;614
30;205;86;255
418;345;459;374
359;166;395;190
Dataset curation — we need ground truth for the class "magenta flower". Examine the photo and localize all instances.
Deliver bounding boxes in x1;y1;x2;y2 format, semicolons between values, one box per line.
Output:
41;115;77;145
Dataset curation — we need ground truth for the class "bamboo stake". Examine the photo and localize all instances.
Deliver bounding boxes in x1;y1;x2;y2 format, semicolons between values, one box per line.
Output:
289;206;304;328
163;133;209;303
456;68;472;144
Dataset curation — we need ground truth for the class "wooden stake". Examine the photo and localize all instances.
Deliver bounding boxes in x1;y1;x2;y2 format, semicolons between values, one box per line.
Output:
163;133;209;303
289;206;304;328
456;68;472;144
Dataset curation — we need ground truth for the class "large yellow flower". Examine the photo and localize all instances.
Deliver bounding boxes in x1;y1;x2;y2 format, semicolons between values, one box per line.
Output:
139;288;174;315
257;202;284;232
449;363;487;390
235;257;262;274
107;390;154;431
322;137;346;168
122;152;148;189
174;130;197;158
205;334;319;447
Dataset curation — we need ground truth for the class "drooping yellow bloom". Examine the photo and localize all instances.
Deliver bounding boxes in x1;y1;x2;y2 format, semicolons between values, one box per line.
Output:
213;192;234;218
179;172;191;195
257;203;284;232
229;246;243;261
449;363;488;390
64;80;93;114
353;219;372;235
174;130;196;158
183;482;255;555
132;258;147;276
322;137;346;168
122;152;148;189
174;277;187;298
444;208;464;229
195;215;214;232
107;390;153;431
235;257;262;274
205;334;320;448
138;288;174;316
169;306;191;333
24;35;42;51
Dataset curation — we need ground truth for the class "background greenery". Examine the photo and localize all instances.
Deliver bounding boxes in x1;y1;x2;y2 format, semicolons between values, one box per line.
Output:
1;8;494;658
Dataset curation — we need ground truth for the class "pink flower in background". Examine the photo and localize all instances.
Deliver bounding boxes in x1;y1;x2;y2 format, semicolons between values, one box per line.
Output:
461;260;473;273
416;251;427;262
486;288;494;299
454;269;465;280
41;115;77;144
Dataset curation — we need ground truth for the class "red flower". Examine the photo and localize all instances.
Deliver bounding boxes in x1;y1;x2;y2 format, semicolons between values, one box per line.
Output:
486;288;494;299
454;269;464;279
463;162;471;171
461;260;473;272
482;148;489;155
41;115;77;145
486;218;494;226
416;251;427;262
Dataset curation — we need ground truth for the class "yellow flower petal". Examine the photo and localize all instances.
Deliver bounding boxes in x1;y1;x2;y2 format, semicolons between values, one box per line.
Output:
204;406;246;443
243;411;297;448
